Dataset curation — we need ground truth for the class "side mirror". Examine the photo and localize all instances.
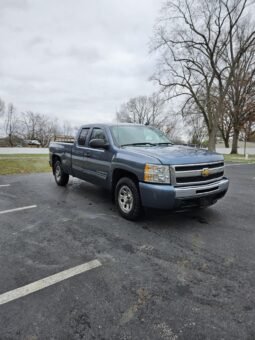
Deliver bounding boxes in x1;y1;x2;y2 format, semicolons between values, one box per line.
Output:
89;138;109;149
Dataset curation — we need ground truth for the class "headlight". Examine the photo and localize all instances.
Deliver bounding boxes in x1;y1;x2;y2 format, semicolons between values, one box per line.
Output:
144;164;170;184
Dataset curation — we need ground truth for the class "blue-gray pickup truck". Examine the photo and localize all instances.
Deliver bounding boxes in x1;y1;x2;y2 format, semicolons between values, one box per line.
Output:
49;123;229;220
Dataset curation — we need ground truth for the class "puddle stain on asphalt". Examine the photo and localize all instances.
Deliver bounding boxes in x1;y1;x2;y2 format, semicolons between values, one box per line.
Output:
191;233;204;250
119;288;150;325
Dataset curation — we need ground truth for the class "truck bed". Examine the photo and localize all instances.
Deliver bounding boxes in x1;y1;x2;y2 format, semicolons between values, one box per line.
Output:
49;142;73;174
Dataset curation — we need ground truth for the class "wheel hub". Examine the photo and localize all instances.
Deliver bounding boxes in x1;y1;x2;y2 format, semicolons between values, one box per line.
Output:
55;165;61;180
118;185;134;213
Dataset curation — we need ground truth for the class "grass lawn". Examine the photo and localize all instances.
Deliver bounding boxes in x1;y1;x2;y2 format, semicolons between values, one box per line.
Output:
0;154;51;175
224;154;255;164
0;153;254;176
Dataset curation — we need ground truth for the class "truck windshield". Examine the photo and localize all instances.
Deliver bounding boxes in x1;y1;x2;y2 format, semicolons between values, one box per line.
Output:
111;125;173;147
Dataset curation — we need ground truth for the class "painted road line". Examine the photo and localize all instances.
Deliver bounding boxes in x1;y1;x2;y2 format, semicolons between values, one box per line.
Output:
225;163;255;166
0;259;102;306
0;184;10;187
0;205;37;215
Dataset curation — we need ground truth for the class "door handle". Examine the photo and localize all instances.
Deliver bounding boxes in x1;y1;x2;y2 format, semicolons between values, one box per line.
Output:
84;152;91;157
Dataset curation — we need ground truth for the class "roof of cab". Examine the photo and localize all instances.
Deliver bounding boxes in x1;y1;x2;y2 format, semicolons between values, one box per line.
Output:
80;123;144;128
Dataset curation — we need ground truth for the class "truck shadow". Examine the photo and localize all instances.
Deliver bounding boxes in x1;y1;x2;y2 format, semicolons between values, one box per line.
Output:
141;206;222;231
69;180;111;203
68;179;222;230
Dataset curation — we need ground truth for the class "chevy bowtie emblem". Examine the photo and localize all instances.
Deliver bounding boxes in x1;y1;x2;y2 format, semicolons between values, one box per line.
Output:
201;168;210;177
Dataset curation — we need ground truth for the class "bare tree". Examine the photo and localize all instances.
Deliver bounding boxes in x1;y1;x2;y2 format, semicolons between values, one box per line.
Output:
152;0;255;151
181;99;208;146
117;96;153;125
116;94;182;140
21;111;41;140
61;120;73;138
116;94;172;129
5;103;19;146
225;41;255;153
35;114;56;147
162;116;182;141
0;98;5;118
187;114;208;146
51;118;60;141
246;113;255;141
0;98;5;136
218;108;233;148
20;111;61;147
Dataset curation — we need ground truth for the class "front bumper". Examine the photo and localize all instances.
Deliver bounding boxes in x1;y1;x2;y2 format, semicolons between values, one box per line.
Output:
139;178;229;210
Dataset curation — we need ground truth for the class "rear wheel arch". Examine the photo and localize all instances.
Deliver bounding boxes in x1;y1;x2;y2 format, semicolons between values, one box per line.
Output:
52;155;61;171
53;159;69;186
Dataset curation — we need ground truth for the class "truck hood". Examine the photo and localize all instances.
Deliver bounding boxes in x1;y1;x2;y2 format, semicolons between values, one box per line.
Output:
124;145;223;165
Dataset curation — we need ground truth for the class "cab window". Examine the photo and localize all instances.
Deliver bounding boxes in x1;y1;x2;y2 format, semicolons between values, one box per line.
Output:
78;128;90;146
90;128;107;142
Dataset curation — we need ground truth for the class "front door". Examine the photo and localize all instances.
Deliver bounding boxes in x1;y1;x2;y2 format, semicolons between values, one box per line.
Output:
85;127;112;188
72;127;91;180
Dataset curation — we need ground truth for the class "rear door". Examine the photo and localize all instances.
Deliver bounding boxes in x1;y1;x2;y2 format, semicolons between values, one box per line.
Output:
72;127;91;180
84;127;112;187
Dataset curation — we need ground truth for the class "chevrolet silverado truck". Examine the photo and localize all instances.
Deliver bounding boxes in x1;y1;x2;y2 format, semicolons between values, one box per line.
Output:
49;124;229;220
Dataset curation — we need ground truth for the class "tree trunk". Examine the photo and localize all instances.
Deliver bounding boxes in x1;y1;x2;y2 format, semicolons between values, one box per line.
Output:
8;134;13;147
223;138;229;148
220;131;230;148
208;127;217;152
231;128;239;154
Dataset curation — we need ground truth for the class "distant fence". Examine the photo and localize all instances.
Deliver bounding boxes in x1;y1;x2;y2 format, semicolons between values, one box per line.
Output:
54;135;75;143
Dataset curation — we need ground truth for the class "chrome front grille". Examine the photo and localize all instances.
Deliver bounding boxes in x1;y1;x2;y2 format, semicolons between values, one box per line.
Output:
171;161;224;187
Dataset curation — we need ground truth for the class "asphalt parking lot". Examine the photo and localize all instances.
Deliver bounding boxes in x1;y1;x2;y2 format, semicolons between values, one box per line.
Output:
0;164;255;340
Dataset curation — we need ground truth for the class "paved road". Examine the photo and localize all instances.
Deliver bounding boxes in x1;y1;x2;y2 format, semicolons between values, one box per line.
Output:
216;147;255;155
0;164;254;339
216;142;255;155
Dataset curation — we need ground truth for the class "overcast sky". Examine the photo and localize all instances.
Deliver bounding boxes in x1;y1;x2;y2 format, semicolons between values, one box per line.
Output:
0;0;162;125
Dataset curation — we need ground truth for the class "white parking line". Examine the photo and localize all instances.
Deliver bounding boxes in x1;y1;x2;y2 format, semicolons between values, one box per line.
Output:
0;205;37;215
0;259;102;306
0;184;10;187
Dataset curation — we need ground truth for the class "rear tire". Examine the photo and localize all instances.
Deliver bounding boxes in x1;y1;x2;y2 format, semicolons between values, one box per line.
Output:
115;177;142;220
54;160;69;186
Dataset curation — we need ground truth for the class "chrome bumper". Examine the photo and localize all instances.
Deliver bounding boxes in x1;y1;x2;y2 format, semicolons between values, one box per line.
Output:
175;178;229;198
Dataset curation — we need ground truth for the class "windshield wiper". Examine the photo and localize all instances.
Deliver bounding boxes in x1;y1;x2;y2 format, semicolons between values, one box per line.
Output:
156;142;174;146
121;142;157;147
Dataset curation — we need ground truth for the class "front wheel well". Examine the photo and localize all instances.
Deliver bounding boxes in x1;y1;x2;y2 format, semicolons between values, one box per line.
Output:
111;169;139;200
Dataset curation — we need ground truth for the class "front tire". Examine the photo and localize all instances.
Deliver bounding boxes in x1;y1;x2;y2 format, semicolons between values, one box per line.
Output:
54;160;69;186
115;177;142;220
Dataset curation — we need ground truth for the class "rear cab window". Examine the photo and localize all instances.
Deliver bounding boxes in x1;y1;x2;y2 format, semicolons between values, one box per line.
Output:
78;128;90;146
